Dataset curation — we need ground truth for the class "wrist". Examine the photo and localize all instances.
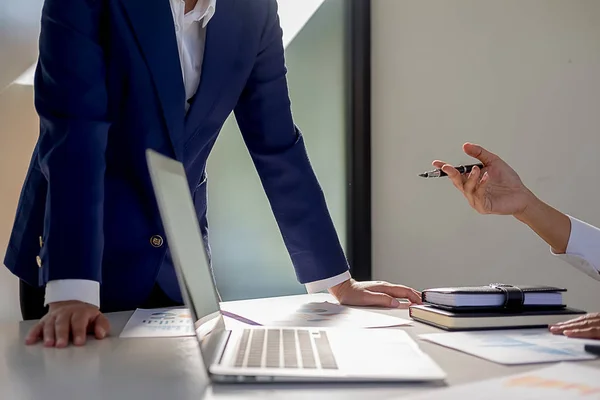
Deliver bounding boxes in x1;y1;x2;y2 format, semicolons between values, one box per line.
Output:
48;300;98;310
513;189;542;225
328;278;353;299
512;190;571;253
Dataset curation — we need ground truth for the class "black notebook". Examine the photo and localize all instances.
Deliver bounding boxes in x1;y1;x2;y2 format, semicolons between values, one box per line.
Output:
409;305;586;331
422;284;565;311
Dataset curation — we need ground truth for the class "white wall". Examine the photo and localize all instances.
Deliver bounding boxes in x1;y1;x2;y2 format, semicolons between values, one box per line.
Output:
372;0;600;311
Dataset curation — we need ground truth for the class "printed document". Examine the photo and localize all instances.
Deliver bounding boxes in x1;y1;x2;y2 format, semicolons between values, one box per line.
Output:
420;329;597;364
221;293;411;328
120;294;411;338
120;308;194;338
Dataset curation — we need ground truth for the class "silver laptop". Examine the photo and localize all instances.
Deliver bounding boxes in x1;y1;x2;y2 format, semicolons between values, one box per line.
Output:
146;149;446;383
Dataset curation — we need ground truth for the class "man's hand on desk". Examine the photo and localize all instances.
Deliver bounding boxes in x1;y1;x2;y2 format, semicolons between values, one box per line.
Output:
550;313;600;339
329;279;422;308
25;301;110;347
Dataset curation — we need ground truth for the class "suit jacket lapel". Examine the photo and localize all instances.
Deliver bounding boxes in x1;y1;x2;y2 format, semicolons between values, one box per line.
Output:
119;0;186;159
184;0;241;139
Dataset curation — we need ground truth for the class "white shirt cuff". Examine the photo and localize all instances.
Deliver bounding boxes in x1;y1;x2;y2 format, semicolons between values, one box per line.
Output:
45;280;100;308
304;271;351;294
552;215;600;281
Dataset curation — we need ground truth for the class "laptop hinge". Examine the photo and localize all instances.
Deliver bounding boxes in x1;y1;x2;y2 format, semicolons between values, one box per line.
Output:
214;329;233;366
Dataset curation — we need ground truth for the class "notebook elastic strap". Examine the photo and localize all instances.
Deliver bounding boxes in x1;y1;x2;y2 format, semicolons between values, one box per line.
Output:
489;283;525;309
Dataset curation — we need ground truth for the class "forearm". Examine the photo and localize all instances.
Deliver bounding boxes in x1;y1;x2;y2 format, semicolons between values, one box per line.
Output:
249;133;350;283
36;0;110;286
39;118;108;281
514;194;571;254
234;0;349;284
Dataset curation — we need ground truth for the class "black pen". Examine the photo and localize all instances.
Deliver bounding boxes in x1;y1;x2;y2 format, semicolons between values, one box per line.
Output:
419;163;484;178
584;344;600;356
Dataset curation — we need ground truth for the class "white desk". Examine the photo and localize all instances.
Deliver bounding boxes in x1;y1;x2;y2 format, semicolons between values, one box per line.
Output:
2;294;599;399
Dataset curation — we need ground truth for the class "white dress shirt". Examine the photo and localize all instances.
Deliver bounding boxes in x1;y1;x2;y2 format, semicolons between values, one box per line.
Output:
553;216;600;280
45;0;350;307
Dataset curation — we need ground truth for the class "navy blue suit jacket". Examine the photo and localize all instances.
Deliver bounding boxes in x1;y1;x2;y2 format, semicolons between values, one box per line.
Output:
4;0;349;311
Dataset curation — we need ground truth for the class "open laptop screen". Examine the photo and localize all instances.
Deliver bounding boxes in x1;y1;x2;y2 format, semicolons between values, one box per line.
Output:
145;150;221;326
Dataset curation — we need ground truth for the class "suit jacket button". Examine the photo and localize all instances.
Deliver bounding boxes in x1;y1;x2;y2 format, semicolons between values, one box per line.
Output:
36;256;42;268
150;235;164;248
39;236;43;247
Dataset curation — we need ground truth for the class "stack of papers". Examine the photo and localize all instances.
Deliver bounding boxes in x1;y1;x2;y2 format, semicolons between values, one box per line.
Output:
120;294;411;338
220;293;412;328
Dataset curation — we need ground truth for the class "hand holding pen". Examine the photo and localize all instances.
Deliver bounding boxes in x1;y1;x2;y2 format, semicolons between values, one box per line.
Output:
419;163;484;178
422;143;535;216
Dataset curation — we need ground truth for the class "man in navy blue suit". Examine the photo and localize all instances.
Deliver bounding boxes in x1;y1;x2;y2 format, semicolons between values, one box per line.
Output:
5;0;421;347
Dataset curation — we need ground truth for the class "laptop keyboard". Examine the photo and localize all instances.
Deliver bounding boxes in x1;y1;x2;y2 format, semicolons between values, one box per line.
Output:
234;329;338;370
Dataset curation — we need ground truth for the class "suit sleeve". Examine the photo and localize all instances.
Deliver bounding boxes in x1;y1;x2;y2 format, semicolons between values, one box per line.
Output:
35;0;110;284
234;0;350;284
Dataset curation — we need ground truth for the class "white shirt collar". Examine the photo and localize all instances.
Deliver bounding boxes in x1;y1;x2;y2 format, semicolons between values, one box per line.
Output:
185;0;217;28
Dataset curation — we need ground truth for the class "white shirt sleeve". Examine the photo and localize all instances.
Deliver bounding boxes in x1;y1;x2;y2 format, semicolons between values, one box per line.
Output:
45;280;100;307
304;271;352;293
552;215;600;281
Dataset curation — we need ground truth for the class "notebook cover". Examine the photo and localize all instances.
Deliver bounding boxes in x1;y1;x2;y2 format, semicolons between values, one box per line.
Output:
422;284;566;311
423;285;566;295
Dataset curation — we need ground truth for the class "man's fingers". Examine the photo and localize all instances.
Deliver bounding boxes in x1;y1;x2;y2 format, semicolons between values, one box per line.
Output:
71;313;88;346
93;313;110;340
462;143;499;165
549;323;578;333
461;165;481;210
42;317;56;347
549;319;597;333
25;302;107;347
25;322;44;345
441;165;465;193
410;289;422;304
54;314;72;348
357;291;401;308
432;160;446;169
463;165;481;195
441;164;460;178
367;283;422;304
563;327;600;339
553;314;599;326
479;171;490;186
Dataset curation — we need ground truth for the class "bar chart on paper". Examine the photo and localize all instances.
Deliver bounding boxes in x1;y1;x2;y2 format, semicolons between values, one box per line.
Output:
420;329;598;365
120;308;195;338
